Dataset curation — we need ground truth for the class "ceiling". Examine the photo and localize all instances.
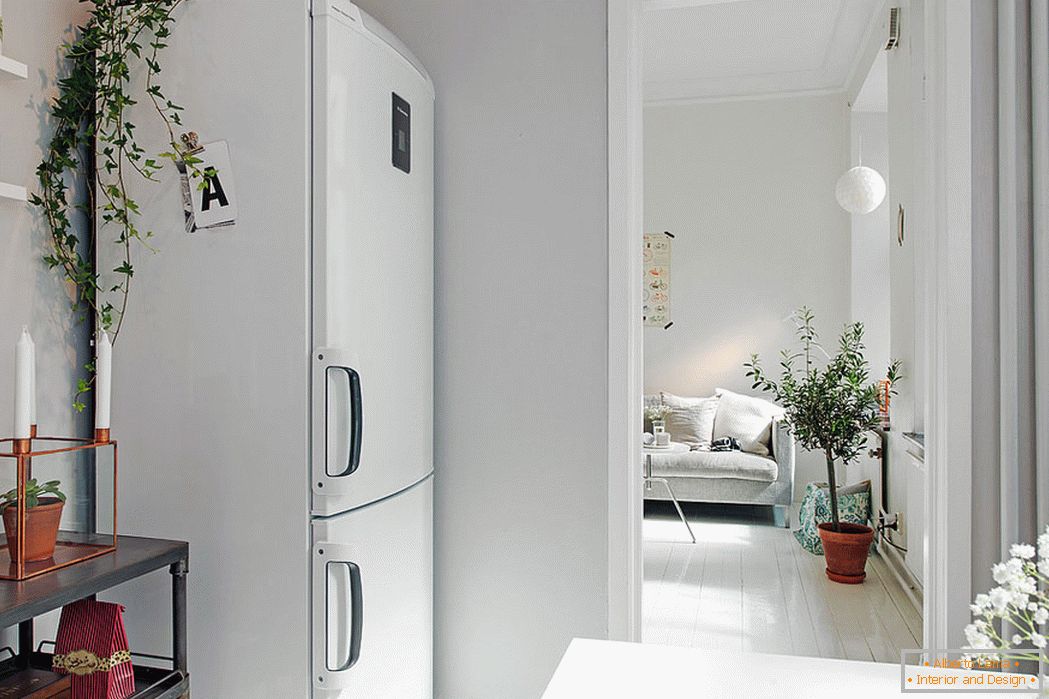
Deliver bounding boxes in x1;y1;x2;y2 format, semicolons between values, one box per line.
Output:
643;0;884;103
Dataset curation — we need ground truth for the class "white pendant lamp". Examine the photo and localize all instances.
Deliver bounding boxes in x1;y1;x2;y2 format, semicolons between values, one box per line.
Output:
835;139;886;215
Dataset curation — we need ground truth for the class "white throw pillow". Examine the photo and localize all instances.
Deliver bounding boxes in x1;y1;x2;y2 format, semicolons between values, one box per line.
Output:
712;388;784;456
660;392;719;450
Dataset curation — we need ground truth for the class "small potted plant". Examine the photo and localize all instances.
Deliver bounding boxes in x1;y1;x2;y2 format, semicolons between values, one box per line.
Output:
745;308;900;584
1;478;66;562
644;404;672;434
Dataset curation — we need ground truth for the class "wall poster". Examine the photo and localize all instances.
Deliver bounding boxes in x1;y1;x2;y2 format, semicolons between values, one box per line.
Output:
643;232;671;327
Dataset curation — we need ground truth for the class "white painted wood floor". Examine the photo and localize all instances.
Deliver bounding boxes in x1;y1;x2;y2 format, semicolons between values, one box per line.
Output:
642;502;922;663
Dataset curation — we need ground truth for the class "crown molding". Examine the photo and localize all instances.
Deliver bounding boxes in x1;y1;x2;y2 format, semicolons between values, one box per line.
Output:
644;85;846;107
643;0;751;10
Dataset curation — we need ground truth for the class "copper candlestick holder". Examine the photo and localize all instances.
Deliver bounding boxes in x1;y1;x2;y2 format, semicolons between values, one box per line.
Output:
0;427;117;581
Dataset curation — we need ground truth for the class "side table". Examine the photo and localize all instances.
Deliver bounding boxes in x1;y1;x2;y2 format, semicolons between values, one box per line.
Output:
643;442;696;544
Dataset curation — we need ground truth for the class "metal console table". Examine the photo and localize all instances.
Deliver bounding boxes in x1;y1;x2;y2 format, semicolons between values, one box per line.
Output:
0;536;189;698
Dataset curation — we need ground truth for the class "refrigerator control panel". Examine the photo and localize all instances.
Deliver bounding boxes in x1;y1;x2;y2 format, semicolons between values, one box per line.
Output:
392;93;411;174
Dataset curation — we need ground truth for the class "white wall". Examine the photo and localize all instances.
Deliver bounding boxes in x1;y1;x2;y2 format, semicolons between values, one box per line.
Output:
348;3;611;698
886;8;922;434
2;4;611;697
643;94;851;497
92;3;313;697
0;0;93;648
0;0;93;475
848;111;892;510
883;0;926;585
849;112;891;377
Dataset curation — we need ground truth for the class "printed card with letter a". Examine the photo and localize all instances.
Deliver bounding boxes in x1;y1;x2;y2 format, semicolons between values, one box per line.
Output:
180;140;238;232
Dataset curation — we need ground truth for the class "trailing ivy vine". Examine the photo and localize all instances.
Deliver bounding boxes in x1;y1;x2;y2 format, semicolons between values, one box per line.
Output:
30;0;203;411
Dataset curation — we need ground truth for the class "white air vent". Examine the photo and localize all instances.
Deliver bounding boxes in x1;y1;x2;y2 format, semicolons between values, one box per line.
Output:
885;7;901;50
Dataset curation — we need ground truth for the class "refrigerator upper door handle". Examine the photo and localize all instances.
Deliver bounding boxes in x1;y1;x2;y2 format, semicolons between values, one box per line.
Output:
313;348;363;497
327;366;363;477
313;542;362;690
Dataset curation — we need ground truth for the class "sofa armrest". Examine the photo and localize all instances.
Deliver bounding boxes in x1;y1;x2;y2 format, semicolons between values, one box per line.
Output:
771;418;795;502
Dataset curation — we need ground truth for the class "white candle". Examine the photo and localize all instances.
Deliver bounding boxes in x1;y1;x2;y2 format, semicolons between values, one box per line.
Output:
13;327;33;439
27;330;36;427
95;330;112;430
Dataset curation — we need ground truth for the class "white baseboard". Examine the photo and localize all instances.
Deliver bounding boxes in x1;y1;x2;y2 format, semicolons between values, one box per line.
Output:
877;534;923;618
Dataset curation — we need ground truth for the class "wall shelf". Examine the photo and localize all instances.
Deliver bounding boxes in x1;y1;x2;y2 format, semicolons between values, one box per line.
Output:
0;54;28;80
0;181;27;202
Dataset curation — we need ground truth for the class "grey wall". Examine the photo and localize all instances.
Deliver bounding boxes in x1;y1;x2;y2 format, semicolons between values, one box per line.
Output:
350;3;611;698
643;94;851;497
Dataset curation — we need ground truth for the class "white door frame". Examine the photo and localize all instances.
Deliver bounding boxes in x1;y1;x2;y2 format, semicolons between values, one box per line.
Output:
605;0;975;649
607;0;644;642
921;0;973;650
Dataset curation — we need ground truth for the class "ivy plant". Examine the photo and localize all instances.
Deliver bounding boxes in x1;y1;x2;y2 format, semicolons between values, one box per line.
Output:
744;308;902;531
30;0;205;412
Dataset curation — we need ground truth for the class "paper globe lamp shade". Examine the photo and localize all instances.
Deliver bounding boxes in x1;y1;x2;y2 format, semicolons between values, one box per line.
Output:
835;165;887;214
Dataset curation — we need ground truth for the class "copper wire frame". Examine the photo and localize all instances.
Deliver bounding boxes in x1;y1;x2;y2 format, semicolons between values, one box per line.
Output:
0;428;117;581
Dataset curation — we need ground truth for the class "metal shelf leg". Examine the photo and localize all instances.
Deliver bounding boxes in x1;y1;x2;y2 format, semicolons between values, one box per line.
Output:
171;559;188;677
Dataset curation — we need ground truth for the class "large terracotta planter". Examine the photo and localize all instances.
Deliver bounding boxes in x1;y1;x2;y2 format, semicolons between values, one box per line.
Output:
2;498;64;562
818;521;874;584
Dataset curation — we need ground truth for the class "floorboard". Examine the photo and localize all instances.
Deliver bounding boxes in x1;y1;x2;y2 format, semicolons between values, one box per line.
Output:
641;502;921;663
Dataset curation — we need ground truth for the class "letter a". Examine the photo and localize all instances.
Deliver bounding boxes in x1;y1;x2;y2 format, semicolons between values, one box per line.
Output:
201;175;229;211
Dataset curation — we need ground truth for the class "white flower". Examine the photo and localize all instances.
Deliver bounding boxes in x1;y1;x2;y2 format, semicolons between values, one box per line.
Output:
1036;607;1049;625
1032;633;1047;649
1039;559;1049;577
975;593;991;611
1012;544;1036;559
1013;634;1025;645
1039;529;1049;559
1029;602;1039;611
993;558;1026;586
1016;576;1037;595
990;587;1013;613
965;623;992;649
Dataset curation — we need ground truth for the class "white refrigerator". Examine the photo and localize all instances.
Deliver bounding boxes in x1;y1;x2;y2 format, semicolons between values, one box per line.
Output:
310;2;434;696
99;1;433;696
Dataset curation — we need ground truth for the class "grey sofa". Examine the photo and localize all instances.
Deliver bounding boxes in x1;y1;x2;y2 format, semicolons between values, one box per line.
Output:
645;399;796;527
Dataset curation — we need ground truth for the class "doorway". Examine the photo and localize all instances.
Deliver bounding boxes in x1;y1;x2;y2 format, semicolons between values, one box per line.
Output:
608;0;976;658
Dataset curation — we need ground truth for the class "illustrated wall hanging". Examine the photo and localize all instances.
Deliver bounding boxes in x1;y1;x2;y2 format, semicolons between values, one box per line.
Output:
643;232;673;328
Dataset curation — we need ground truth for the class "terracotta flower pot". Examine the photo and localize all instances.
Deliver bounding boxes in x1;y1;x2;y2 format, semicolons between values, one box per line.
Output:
818;521;874;584
2;498;64;563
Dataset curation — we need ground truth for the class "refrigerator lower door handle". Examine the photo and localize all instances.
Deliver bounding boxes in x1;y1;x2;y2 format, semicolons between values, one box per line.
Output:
313;542;362;690
341;561;363;670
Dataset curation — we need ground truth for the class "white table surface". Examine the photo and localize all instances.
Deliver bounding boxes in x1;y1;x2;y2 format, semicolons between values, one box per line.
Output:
542;639;1027;698
642;441;689;455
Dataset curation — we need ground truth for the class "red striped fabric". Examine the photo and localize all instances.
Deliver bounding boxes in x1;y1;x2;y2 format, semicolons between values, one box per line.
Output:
53;600;135;699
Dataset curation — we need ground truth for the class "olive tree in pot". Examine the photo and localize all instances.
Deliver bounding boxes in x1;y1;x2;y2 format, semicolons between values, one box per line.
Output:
745;308;901;584
0;479;66;562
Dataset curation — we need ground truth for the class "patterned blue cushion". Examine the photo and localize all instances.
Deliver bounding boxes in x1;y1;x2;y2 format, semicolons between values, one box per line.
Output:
794;480;872;555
